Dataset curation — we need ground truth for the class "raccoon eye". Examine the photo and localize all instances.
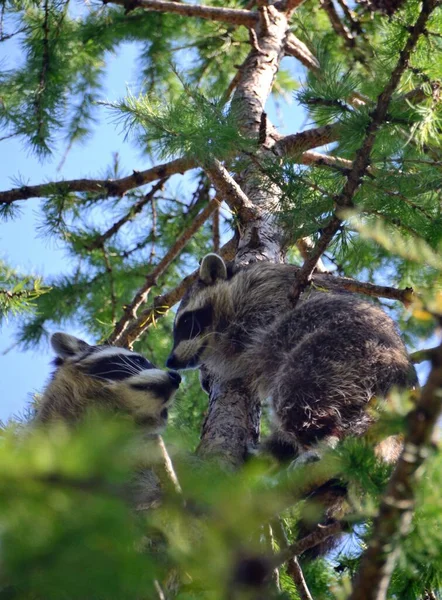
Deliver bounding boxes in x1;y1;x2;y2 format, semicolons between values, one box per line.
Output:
176;305;213;341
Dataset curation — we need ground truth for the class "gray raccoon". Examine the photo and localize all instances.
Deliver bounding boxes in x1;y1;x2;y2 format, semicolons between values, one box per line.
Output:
38;332;181;429
167;253;416;459
37;332;181;509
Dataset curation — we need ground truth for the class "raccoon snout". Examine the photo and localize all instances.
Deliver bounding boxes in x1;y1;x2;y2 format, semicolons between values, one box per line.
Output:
166;354;178;370
168;371;181;387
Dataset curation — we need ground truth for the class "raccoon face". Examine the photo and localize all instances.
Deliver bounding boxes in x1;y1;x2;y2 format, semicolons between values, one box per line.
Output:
167;254;228;370
49;332;181;426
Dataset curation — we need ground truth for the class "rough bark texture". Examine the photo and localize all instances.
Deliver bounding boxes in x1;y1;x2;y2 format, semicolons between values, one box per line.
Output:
198;4;291;465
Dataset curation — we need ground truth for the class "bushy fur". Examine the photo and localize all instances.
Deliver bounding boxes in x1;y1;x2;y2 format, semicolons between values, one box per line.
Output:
38;332;181;431
37;333;182;510
167;255;416;457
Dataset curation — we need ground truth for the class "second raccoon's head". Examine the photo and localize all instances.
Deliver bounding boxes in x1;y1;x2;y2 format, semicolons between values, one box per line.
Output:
167;253;231;370
38;333;181;431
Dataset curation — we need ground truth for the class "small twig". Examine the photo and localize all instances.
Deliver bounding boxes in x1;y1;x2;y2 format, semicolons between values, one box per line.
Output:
284;33;321;71
155;434;183;496
320;0;355;48
102;248;117;324
154;580;166;600
271;521;343;567
113;236;237;348
334;0;362;33
83;179;166;251
213;203;220;253
148;197;158;265
109;196;221;346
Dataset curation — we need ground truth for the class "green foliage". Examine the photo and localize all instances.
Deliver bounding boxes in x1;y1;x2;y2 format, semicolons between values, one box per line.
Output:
104;81;251;163
0;262;49;324
1;0;442;597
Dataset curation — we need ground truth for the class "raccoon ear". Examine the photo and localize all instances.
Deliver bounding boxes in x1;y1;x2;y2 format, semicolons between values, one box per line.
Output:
51;332;91;358
199;253;227;285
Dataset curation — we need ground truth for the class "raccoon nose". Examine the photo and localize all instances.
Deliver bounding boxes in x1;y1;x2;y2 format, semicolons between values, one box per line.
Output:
168;371;181;387
166;354;177;369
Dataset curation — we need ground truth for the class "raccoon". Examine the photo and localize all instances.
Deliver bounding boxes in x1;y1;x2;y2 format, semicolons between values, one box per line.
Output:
37;332;181;430
167;253;416;459
37;333;182;510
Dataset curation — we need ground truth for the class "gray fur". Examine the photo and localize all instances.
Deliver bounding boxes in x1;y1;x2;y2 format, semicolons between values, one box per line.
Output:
37;332;180;431
167;255;416;456
37;333;181;510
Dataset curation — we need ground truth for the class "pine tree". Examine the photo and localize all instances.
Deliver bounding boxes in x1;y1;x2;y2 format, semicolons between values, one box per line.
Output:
0;0;442;598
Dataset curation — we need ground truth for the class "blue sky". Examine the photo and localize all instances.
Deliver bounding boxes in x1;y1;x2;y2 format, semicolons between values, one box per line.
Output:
0;43;154;420
0;38;309;421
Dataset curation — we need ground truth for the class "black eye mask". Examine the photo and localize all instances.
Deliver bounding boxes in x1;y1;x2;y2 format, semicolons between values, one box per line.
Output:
175;305;213;343
84;353;155;381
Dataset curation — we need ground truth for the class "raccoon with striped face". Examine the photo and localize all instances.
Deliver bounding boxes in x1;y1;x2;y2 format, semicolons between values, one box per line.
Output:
167;253;416;460
37;332;181;432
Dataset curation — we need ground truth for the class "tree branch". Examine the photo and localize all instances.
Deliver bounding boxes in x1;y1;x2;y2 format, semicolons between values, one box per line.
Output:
348;338;442;600
274;124;341;158
83;179;166;251
109;196;221;347
287;557;314;600
111;235;237;348
0;157;193;205
320;0;355;49
103;0;258;27
284;33;320;71
289;0;438;304
205;159;261;222
314;272;414;305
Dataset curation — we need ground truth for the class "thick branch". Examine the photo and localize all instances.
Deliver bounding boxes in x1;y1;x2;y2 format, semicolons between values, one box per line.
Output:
109;196;221;347
349;340;442;600
205;160;261;222
0;157;193;205
103;0;258;27
410;347;440;364
284;33;320;71
274;124;341;158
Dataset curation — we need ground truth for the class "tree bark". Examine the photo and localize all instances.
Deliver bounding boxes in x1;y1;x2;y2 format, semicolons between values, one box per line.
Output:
197;4;291;465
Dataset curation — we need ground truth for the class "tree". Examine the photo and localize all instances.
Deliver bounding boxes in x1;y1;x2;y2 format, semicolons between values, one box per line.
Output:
0;0;442;597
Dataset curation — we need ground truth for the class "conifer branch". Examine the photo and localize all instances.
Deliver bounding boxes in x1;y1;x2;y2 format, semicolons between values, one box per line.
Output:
274;124;341;158
287;557;313;600
315;273;414;305
109;196;221;347
272;520;343;566
289;0;438;304
284;33;320;71
205;160;261;222
102;0;258;27
0;157;192;205
112;236;237;348
348;338;442;600
320;0;355;49
82;179;166;251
